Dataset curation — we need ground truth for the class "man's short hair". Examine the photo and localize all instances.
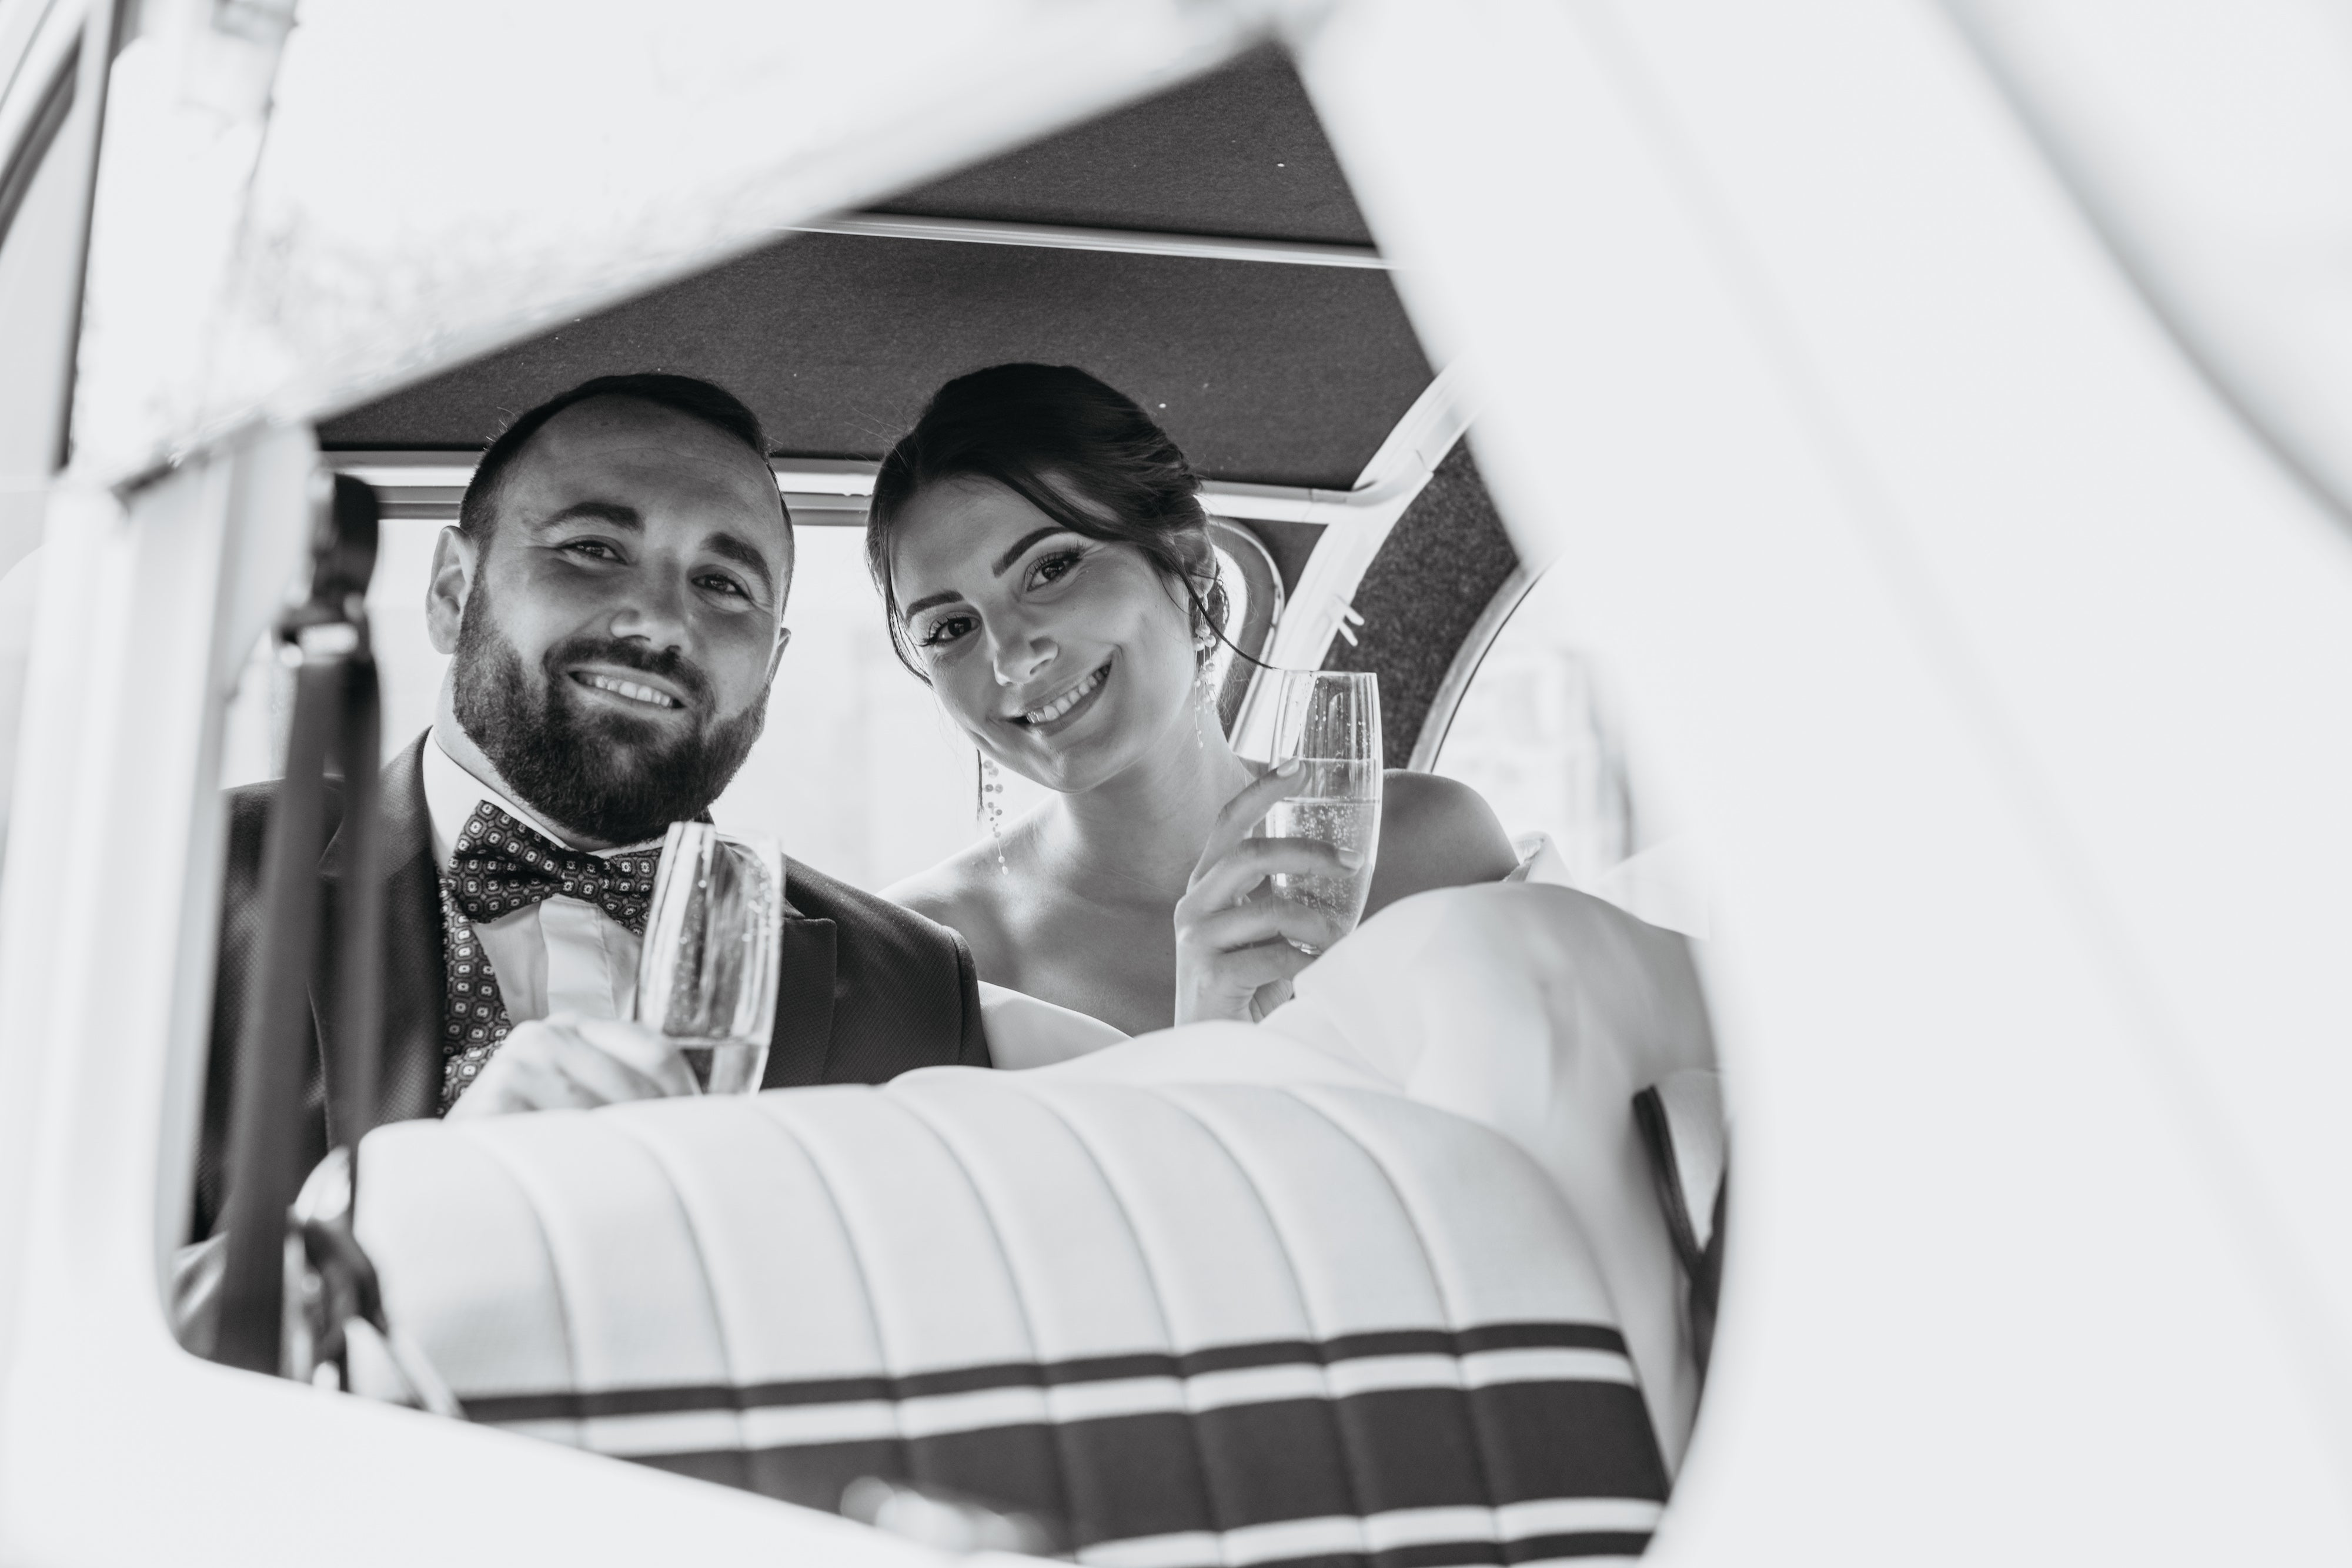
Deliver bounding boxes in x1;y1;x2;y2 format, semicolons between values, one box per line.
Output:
457;373;780;542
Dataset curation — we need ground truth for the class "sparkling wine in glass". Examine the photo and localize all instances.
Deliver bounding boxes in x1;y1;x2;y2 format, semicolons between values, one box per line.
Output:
633;824;784;1093
1262;670;1383;955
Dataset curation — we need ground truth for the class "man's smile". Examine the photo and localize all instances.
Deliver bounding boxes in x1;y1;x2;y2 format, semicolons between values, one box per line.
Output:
568;666;688;711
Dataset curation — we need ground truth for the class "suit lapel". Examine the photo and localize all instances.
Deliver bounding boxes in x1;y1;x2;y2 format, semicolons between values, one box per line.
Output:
317;734;445;1134
761;864;837;1088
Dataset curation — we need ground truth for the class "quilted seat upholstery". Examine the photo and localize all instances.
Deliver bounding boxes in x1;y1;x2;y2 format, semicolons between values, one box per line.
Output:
356;1072;1671;1566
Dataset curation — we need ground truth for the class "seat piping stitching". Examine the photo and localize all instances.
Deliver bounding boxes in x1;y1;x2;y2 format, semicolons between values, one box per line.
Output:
886;1086;1078;1532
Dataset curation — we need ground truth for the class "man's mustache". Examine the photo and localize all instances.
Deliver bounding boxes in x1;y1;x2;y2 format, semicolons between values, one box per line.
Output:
544;634;715;710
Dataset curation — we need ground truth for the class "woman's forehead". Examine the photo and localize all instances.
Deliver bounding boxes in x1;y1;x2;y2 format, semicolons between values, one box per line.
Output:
889;476;1066;590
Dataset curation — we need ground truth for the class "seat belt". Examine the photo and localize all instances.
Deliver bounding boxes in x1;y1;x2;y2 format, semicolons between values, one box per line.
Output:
212;472;384;1377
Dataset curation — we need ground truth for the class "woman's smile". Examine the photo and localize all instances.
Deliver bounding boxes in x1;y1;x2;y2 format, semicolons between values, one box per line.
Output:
1005;658;1113;735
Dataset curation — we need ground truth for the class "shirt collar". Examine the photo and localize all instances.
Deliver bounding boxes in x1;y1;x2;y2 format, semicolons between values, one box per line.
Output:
421;728;660;868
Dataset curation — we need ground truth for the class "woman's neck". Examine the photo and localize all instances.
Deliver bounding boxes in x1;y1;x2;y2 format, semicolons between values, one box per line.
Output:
1027;706;1255;906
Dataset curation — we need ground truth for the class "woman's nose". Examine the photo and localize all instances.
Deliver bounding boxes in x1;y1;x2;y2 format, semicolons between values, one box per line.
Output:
989;623;1056;686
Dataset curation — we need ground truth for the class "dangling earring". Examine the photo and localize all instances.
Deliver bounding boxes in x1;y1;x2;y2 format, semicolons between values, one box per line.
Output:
977;753;1010;875
1192;624;1220;749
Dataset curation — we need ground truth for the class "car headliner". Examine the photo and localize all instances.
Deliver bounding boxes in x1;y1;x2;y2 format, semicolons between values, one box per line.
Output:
318;45;1435;493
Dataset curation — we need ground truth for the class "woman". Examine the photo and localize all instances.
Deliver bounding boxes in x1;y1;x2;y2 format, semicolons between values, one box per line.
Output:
871;363;1519;1036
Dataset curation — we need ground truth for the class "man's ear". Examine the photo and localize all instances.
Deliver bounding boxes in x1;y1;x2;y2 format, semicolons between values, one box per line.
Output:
425;526;477;656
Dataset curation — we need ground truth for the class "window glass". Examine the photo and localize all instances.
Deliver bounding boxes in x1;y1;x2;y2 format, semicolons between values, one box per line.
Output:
1431;563;1634;885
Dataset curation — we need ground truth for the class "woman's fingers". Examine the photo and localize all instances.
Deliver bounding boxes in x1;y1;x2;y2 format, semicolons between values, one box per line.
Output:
1188;897;1349;958
1170;894;1331;1024
1189;761;1308;885
1182;835;1359;913
1219;940;1318;992
1174;765;1354;1025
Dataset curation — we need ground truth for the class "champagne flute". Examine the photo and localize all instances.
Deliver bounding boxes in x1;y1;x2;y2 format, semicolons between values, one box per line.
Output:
633;824;785;1093
1262;671;1383;954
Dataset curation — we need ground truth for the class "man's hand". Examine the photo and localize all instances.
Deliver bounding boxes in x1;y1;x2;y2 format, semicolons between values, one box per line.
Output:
446;1017;699;1118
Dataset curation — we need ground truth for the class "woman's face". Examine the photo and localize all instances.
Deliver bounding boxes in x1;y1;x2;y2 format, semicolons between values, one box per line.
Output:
887;476;1201;794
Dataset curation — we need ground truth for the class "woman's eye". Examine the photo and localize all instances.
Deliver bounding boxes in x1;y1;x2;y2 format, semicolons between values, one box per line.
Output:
920;613;976;648
1028;548;1085;589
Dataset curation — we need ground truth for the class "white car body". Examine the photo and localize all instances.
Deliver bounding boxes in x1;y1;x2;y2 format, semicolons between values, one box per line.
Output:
1;0;2347;1560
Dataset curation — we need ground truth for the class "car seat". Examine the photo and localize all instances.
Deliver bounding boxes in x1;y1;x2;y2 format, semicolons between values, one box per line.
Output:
353;1071;1672;1566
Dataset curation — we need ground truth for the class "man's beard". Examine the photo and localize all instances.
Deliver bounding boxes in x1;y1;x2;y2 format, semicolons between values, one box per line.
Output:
450;582;768;845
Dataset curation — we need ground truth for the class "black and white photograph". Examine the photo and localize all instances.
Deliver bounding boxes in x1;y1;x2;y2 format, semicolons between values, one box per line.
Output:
0;1;2347;1562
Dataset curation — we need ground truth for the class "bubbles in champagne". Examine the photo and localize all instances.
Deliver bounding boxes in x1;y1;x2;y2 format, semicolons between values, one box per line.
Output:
1263;759;1382;954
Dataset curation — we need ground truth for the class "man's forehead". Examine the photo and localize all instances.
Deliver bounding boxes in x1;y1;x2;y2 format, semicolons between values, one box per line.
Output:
495;397;790;578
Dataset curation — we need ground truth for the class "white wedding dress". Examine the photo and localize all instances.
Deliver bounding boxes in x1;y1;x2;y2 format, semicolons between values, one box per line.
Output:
959;877;1720;1469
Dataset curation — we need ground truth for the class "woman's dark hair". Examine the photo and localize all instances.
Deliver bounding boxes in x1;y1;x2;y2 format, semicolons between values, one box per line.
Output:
866;363;1228;679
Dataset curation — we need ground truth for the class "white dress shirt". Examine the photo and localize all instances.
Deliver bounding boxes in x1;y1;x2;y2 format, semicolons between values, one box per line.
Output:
420;731;657;1025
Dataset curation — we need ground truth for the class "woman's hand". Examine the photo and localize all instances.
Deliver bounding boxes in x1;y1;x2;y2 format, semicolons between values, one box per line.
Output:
1173;761;1363;1024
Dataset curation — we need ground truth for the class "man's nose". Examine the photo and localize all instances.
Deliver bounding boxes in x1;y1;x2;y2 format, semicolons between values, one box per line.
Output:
608;571;693;653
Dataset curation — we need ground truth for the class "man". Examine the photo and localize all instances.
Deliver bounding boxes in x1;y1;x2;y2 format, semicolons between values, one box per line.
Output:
193;373;988;1238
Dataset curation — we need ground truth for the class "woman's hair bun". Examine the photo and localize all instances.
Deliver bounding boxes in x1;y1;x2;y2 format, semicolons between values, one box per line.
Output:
867;363;1227;678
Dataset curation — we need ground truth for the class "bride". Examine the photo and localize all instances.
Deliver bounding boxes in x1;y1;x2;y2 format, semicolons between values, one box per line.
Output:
870;363;1519;1035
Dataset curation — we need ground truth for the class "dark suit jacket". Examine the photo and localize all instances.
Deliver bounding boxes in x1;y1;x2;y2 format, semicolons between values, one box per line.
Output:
196;733;990;1237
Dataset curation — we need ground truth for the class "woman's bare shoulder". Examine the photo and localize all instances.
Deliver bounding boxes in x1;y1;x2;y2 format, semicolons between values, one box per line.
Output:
884;845;1020;981
1367;769;1521;911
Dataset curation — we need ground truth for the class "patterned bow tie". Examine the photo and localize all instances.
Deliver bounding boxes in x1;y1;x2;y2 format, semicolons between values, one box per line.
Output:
445;800;663;934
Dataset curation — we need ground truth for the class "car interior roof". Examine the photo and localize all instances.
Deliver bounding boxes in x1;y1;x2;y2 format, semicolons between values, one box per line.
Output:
871;42;1377;246
317;45;1434;493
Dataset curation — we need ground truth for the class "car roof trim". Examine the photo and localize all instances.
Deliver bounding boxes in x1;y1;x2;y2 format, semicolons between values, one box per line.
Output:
785;212;1387;270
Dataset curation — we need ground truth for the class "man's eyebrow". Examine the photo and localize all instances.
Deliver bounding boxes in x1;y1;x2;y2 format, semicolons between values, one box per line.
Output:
993;526;1075;577
532;500;643;530
701;532;777;598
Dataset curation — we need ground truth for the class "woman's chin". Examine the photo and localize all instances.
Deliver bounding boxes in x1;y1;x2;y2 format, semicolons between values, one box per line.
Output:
988;680;1201;798
1001;728;1130;798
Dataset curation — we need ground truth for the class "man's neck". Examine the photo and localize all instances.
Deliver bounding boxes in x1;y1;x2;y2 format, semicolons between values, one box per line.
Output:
430;688;617;851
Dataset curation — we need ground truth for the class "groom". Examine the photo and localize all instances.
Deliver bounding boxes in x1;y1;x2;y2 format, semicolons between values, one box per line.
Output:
193;373;989;1238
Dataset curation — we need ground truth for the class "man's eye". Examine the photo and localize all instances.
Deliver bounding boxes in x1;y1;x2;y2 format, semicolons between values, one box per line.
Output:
562;539;622;562
696;572;750;600
1028;548;1084;589
919;614;975;648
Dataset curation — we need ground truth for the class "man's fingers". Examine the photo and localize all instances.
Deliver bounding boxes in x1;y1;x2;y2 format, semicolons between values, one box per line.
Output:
1190;762;1308;885
445;1017;693;1116
568;1017;701;1098
1184;837;1358;912
449;1054;600;1118
543;1029;674;1105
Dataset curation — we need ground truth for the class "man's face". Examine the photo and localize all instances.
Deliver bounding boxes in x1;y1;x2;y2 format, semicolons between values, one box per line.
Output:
433;396;791;845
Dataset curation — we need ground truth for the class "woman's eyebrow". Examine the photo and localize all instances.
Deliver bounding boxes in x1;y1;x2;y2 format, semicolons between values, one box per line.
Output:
900;527;1075;617
991;526;1073;576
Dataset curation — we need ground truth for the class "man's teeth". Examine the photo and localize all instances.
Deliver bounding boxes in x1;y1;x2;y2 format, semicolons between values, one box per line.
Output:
1022;664;1107;725
584;673;680;708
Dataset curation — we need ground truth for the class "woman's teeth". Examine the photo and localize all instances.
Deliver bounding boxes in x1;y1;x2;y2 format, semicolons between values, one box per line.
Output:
1020;664;1108;726
583;673;680;709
